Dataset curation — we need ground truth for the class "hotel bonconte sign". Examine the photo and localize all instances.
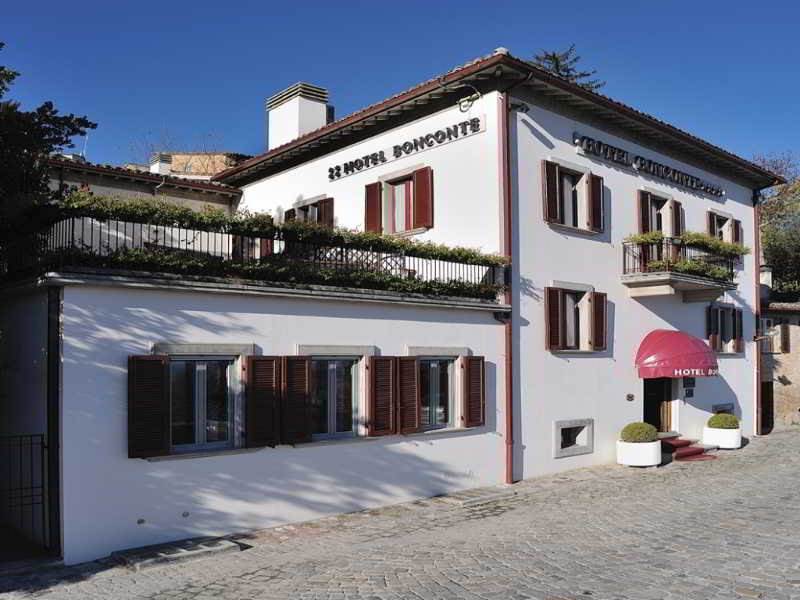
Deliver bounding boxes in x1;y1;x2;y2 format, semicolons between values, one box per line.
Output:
573;132;724;197
328;116;485;181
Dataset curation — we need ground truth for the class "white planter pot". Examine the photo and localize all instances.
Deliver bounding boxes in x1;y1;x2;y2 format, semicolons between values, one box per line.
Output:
616;440;662;467
703;426;741;449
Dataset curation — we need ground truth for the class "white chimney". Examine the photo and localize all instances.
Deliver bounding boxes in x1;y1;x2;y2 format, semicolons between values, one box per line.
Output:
149;153;172;175
266;82;330;150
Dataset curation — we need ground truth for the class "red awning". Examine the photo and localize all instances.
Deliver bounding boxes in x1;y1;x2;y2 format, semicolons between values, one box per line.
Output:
635;329;718;378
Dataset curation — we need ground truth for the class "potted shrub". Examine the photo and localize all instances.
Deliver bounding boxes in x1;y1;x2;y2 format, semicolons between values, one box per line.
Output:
703;413;742;449
616;422;661;467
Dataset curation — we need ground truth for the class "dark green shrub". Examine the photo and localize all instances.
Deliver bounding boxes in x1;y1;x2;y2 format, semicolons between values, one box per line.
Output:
707;413;739;429
620;422;658;443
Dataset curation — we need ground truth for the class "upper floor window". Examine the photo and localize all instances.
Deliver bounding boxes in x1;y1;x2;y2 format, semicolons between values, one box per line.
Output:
545;286;608;352
365;167;433;235
707;211;743;245
760;317;790;354
542;160;604;233
638;191;683;236
707;305;744;353
285;197;334;227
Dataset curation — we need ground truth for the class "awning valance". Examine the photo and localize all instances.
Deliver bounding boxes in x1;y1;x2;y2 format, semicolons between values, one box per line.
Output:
635;329;718;378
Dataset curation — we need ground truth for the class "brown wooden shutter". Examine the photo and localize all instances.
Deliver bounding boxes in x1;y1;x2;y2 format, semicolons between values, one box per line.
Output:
542;160;559;223
284;208;296;222
707;306;720;351
672;201;683;237
368;356;396;436
318;198;335;228
259;238;274;258
281;357;312;444
398;357;421;434
545;287;562;350
781;323;791;354
587;174;603;232
707;211;716;236
638;191;651;233
128;355;170;458
591;292;608;351
462;356;485;428
246;356;281;448
734;310;744;353
733;219;742;244
412;167;434;229
365;182;382;232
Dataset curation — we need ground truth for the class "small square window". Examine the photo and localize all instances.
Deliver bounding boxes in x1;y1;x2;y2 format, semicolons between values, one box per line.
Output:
553;419;594;458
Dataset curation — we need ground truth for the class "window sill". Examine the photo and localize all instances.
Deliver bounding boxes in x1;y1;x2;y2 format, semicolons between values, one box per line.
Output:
403;426;477;438
388;227;430;239
547;222;603;237
289;436;378;449
551;349;601;355
146;446;263;462
716;351;744;357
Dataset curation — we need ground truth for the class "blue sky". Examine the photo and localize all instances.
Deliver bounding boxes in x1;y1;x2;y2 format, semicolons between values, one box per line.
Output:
4;0;798;166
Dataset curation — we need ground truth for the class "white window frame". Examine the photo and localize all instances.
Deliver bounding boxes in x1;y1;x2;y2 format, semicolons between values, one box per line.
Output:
545;157;600;235
309;355;360;441
550;281;595;353
418;357;456;431
712;304;742;354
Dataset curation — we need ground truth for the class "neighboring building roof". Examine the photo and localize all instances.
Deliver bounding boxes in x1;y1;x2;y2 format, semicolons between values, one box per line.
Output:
214;49;784;190
766;302;800;313
48;157;242;197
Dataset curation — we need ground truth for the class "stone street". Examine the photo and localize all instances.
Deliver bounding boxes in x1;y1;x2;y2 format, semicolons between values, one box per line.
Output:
4;430;800;600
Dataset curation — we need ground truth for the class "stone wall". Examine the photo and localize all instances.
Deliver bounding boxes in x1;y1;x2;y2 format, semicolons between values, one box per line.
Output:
763;319;800;427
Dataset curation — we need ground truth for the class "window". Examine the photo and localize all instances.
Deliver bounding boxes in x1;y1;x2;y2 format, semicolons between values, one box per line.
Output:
707;211;743;245
545;287;607;352
553;418;594;458
310;358;358;438
419;359;453;430
364;167;434;234
284;198;334;227
542;161;603;232
638;191;683;236
707;305;744;353
170;358;234;451
761;317;790;354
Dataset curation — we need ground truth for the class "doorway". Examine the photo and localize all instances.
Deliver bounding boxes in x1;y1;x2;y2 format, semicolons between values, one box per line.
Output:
643;378;673;432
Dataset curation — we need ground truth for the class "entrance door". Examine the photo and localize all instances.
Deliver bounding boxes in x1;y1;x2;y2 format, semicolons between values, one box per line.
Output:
643;378;672;432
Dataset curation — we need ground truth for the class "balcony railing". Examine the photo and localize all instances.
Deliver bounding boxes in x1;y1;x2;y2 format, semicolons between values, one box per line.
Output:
0;216;506;301
622;238;735;282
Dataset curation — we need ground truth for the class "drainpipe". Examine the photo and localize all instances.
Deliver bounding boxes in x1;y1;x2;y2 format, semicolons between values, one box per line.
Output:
752;192;762;436
499;92;515;484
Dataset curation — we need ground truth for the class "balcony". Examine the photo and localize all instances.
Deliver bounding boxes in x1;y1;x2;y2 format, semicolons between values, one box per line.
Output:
0;214;508;304
622;237;737;302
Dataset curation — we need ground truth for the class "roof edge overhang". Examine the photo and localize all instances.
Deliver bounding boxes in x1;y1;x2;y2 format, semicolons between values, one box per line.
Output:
215;52;784;191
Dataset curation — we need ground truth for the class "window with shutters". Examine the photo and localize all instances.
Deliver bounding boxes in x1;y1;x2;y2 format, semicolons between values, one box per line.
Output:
707;211;743;246
284;198;334;227
364;167;434;235
542;160;604;233
310;357;359;439
419;359;454;430
170;358;235;452
707;305;745;354
637;191;683;236
545;286;608;352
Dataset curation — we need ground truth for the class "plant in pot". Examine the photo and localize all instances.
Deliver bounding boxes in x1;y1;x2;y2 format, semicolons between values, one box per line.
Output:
616;422;661;467
702;413;742;449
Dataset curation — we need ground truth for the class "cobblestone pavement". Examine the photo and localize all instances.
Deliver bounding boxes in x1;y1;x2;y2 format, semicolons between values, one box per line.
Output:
4;430;800;599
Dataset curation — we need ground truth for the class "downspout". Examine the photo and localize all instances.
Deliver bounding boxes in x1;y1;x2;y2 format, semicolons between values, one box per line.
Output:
752;191;762;436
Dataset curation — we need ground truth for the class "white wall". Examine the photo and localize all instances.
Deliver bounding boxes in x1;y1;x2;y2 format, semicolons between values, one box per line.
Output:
510;90;758;479
59;285;506;565
243;91;504;256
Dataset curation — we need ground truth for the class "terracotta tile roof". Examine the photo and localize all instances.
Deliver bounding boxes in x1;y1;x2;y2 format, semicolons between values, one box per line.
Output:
214;49;783;189
48;156;242;196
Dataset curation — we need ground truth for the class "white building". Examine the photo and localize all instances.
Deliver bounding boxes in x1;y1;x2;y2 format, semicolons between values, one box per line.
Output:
0;48;781;565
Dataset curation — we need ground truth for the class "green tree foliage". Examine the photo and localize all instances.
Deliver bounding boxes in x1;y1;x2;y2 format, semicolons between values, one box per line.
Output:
0;41;96;230
531;44;606;91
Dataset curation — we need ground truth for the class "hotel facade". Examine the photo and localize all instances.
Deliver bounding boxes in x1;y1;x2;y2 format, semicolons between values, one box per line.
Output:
0;49;781;565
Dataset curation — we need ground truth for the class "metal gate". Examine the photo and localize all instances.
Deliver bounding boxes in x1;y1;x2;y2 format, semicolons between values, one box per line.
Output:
0;435;49;550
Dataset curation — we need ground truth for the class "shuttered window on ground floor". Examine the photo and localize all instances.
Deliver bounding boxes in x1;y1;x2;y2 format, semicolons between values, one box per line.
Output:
128;353;486;458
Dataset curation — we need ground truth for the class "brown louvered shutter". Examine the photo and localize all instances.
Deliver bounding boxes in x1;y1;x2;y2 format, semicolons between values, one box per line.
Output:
733;219;742;244
259;238;274;258
707;211;716;237
462;356;485;428
781;323;791;354
284;208;296;222
398;357;421;434
707;306;720;351
412;167;434;229
318;198;335;228
672;201;683;236
591;292;608;351
545;287;562;350
128;355;170;458
365;182;382;232
638;191;651;233
734;310;745;353
281;357;312;444
542;160;559;223
368;356;396;436
587;174;604;232
246;356;281;448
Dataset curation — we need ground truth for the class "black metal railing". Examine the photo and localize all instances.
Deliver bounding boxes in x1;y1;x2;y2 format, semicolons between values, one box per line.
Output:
0;216;505;299
622;238;735;282
0;434;48;549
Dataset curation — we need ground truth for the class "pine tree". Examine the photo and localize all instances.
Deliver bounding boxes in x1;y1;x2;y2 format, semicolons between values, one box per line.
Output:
531;44;606;92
